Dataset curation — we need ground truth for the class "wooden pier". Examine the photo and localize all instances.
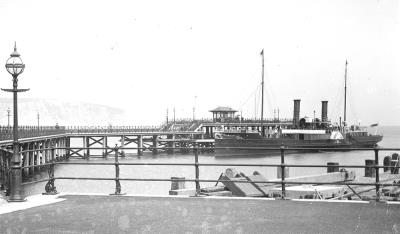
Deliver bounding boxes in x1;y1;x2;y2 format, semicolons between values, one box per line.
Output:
67;131;214;158
0;127;215;187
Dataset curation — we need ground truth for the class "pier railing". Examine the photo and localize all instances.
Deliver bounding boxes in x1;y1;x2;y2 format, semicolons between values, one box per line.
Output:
0;126;67;141
0;125;181;141
64;126;163;134
2;146;400;201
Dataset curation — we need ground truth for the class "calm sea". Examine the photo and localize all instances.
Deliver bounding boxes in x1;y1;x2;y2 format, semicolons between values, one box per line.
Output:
24;126;400;196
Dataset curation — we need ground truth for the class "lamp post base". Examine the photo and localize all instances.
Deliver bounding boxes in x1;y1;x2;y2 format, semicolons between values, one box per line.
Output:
7;165;26;202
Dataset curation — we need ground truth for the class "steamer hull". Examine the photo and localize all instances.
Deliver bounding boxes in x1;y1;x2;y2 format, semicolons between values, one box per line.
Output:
214;131;382;157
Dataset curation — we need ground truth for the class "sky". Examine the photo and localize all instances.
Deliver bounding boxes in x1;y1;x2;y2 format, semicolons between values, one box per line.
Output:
0;0;399;125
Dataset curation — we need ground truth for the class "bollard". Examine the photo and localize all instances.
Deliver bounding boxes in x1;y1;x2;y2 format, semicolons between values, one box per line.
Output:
383;156;391;172
327;162;339;173
194;146;200;196
374;147;380;202
391;153;399;174
171;177;185;190
365;160;375;178
280;145;286;199
277;166;289;179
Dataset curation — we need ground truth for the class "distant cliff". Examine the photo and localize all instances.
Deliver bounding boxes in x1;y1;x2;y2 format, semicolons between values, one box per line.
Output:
0;98;126;126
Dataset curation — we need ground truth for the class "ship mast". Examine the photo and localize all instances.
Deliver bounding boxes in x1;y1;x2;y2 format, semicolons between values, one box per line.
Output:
344;60;348;126
260;49;264;136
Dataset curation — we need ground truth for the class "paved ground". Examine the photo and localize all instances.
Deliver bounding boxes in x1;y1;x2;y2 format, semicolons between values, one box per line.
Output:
0;195;400;234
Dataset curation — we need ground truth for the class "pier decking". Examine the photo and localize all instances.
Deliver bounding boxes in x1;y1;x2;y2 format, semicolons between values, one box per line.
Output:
1;194;399;233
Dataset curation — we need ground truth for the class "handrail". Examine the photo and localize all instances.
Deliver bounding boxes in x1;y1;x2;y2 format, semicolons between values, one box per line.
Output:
2;146;400;201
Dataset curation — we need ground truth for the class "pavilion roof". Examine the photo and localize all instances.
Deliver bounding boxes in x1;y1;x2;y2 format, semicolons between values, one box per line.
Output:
209;106;238;113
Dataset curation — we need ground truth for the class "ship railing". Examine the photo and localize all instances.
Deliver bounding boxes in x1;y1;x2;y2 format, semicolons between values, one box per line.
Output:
3;146;400;201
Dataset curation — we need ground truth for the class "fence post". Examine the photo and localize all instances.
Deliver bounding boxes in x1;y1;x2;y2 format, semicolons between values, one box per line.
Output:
43;143;58;195
194;144;200;196
280;145;286;199
374;146;380;202
111;145;123;195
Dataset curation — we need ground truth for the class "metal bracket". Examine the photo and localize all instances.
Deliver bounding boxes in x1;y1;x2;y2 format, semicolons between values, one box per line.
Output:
42;161;58;195
1;88;30;93
43;178;58;195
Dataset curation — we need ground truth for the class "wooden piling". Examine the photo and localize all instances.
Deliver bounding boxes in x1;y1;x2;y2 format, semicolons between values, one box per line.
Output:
44;140;50;163
38;141;43;171
152;135;158;154
22;143;29;178
167;134;175;154
33;142;39;173
120;136;125;157
28;143;34;175
85;137;90;159
103;136;108;158
138;135;143;156
66;137;71;159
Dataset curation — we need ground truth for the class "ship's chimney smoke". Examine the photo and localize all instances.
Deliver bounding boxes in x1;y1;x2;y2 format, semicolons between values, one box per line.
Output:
293;99;301;127
321;101;328;123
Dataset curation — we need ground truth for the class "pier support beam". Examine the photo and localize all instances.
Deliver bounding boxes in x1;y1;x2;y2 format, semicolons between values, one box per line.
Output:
28;143;34;175
137;135;143;156
167;134;175;154
59;138;64;159
45;140;50;163
22;143;29;178
82;137;87;159
34;142;40;174
120;136;125;157
66;137;71;159
103;136;108;158
85;137;90;160
152;135;158;155
38;141;44;172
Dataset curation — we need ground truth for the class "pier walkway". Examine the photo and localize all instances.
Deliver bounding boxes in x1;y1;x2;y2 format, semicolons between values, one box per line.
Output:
0;194;399;233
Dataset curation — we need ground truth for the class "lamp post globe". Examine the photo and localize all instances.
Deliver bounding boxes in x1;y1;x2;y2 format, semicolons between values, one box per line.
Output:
3;42;28;202
5;43;25;78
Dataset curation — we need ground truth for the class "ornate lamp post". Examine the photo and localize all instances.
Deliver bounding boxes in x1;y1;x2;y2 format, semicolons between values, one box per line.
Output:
2;43;29;201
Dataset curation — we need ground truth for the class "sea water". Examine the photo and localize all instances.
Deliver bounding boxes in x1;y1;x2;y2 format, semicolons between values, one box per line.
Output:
23;126;400;196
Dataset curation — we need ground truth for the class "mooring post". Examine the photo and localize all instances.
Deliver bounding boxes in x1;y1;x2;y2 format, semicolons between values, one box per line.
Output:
111;145;122;195
374;146;380;202
280;145;286;199
194;144;200;196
